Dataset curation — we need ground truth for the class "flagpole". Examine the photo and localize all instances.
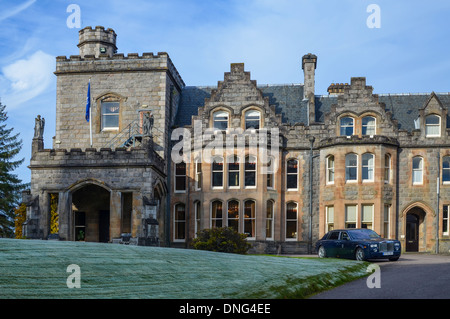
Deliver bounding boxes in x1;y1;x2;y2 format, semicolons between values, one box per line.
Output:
89;100;93;147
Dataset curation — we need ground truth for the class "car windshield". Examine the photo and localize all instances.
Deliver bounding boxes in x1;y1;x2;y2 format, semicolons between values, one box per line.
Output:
350;229;381;239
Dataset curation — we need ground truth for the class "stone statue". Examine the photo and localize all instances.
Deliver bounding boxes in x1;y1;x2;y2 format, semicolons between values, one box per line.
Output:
143;112;154;136
34;115;45;139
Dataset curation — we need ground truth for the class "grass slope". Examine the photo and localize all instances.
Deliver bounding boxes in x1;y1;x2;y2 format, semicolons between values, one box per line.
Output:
0;239;369;299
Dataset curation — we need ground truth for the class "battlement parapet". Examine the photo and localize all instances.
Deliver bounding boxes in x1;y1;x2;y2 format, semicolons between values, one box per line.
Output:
29;146;165;173
55;51;185;88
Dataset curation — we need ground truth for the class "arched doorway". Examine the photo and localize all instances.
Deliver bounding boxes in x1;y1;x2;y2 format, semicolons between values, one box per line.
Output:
71;184;111;243
404;206;427;252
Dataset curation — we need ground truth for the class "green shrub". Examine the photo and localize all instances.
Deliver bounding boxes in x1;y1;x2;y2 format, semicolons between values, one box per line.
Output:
192;227;251;254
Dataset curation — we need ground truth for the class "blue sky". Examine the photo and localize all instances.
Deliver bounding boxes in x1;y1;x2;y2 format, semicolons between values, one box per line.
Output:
1;0;450;184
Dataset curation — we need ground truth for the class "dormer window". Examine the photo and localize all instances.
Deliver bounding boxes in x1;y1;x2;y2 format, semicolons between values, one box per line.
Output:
362;116;376;136
340;117;354;137
213;111;229;130
245;110;261;130
425;114;441;137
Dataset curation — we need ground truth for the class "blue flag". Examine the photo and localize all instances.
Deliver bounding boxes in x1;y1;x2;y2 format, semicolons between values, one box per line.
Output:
85;80;91;122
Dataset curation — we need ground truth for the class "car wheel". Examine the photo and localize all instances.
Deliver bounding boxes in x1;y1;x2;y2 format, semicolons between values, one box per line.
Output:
318;246;327;258
355;247;366;261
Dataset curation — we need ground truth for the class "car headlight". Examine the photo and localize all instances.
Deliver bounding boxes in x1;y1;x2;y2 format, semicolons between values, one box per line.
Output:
370;244;377;248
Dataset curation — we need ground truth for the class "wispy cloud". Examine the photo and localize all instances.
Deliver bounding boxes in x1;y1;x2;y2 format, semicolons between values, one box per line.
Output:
0;0;36;22
0;50;55;109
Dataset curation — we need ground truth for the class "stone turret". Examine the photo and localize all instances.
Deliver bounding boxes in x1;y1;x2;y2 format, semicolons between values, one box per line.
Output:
78;26;117;58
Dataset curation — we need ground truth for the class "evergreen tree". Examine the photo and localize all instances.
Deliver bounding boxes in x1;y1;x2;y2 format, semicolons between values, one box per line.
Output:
0;102;26;238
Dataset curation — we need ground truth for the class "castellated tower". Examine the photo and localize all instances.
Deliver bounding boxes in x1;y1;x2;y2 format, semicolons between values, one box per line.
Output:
78;26;117;58
25;26;184;247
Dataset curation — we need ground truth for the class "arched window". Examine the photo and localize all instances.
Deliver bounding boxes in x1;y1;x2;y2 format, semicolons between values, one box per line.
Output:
174;162;186;192
286;202;298;240
245;155;257;188
345;154;358;182
326;155;335;184
286;159;298;190
195;159;202;190
425;114;441;137
174;203;186;241
412;156;423;184
244;200;256;238
443;156;450;184
212;157;224;188
340;116;354;137
213;111;229;130
228;155;240;188
362;116;376;136
211;200;223;228
227;200;239;232
362;153;374;182
245;110;261;130
266;200;274;240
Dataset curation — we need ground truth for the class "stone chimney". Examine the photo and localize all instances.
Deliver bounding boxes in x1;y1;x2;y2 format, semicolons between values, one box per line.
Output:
78;26;117;58
302;53;317;124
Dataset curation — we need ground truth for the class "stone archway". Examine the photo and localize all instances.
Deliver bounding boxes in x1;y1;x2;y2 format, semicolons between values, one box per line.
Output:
71;184;111;242
402;202;434;252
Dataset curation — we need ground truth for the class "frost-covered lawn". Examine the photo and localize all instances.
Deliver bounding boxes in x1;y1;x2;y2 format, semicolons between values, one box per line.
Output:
0;239;369;299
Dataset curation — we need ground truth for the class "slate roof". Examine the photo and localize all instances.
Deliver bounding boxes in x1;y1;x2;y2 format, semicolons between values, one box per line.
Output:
175;85;450;132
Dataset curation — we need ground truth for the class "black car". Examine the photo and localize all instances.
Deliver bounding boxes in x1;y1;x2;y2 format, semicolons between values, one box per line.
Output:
315;229;401;261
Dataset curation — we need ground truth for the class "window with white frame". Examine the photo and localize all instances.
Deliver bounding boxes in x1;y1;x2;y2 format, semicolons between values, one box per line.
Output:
266;200;274;240
384;204;391;238
326;206;334;232
443;205;449;236
345;154;358;182
227;200;239;232
211;200;223;228
412;156;423;184
384;154;391;183
286;202;298;240
340;116;354;136
213;111;229;130
362;153;374;182
101;101;120;130
286;159;298;190
245;155;257;188
362;116;376;136
195;160;202;190
174;203;186;241
425;114;441;137
195;201;201;237
361;204;373;229
443;156;450;184
228;155;240;188
244;200;256;238
175;162;186;192
212;157;224;188
245;110;261;130
326;155;335;184
266;157;275;189
345;205;357;228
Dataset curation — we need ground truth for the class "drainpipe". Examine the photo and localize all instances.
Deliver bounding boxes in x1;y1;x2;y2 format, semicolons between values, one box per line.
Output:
308;135;319;254
436;149;440;254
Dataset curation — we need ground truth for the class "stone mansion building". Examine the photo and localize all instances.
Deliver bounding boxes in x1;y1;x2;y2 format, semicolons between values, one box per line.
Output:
23;26;450;254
